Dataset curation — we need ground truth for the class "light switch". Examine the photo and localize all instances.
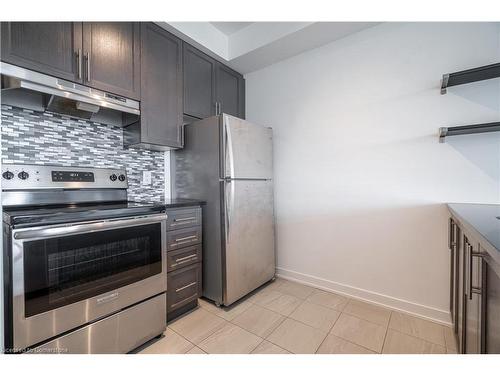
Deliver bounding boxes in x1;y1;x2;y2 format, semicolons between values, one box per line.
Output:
142;171;152;186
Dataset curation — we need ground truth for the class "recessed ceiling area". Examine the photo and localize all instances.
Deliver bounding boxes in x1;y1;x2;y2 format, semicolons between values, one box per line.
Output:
210;22;253;36
158;22;380;74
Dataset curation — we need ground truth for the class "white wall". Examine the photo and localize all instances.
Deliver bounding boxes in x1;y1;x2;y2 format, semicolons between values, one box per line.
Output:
246;22;500;323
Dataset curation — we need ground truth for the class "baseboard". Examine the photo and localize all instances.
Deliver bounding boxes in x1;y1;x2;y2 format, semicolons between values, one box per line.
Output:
276;267;452;326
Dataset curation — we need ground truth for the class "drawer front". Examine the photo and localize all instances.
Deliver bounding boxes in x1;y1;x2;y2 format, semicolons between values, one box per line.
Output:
166;207;201;231
167;245;202;272
167;226;202;251
167;263;201;313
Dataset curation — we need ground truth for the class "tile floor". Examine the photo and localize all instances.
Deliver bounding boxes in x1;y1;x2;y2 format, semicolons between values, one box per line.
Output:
138;278;458;354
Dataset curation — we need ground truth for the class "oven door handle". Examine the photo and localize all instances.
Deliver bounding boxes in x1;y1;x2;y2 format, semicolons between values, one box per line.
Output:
13;213;167;240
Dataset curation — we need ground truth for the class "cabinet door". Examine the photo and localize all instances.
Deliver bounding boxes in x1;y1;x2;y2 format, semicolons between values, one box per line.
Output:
183;43;216;119
140;23;183;148
457;233;466;353
215;63;245;118
464;238;483;353
82;22;140;99
1;22;82;82
486;261;500;353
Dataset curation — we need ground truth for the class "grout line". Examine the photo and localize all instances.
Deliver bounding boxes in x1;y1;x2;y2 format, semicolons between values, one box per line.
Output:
380;311;392;354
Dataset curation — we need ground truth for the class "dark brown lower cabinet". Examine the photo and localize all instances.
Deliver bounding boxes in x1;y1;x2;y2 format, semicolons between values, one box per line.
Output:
449;216;493;353
485;261;500;353
166;206;203;322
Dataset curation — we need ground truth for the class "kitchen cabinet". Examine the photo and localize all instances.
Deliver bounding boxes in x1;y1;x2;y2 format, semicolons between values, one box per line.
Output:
1;22;82;82
485;260;500;353
166;205;203;321
1;22;140;100
215;62;245;118
183;43;216;119
463;235;485;354
124;23;183;150
82;22;140;100
183;43;245;120
448;216;488;353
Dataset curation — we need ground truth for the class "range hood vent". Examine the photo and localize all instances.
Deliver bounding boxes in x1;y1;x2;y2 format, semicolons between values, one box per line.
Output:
1;62;140;127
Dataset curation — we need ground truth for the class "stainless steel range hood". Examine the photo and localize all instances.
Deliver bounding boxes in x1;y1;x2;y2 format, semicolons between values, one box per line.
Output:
1;62;140;127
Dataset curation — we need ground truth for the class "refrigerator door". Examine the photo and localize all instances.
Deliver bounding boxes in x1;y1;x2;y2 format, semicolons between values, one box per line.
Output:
222;115;273;180
223;179;275;305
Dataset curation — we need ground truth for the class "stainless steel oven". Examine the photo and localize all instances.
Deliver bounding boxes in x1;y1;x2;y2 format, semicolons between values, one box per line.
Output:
2;164;167;353
10;214;166;351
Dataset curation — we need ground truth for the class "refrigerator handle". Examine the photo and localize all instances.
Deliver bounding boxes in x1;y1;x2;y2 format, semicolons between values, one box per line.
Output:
225;179;234;244
225;119;234;179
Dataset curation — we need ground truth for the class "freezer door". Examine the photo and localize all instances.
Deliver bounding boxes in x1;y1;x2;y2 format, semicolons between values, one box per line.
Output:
223;179;275;305
222;114;273;180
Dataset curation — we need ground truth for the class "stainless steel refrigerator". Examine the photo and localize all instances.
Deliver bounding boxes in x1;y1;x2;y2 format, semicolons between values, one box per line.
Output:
172;114;275;306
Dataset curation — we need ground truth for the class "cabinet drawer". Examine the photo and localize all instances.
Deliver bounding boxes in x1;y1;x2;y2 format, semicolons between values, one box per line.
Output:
166;207;201;231
167;263;201;313
167;244;201;272
167;226;202;251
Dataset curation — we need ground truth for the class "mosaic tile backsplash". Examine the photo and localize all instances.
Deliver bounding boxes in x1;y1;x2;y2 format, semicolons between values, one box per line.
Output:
1;105;166;202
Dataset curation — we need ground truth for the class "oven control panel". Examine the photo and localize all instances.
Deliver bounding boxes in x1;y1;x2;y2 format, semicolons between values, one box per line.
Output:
1;164;128;190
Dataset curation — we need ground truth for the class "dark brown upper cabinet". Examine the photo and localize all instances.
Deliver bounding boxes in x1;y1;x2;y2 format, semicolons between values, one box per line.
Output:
183;43;245;121
82;23;140;100
215;62;245;118
124;23;183;150
183;43;216;119
1;22;140;100
1;22;83;82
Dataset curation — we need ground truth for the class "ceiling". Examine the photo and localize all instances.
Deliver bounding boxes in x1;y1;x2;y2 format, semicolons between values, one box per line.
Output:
159;22;380;74
210;22;253;36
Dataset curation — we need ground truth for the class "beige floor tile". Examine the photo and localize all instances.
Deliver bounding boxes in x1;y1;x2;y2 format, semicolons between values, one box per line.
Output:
267;318;327;354
306;289;349;311
263;277;287;291
382;329;446;354
252;290;302;316
198;323;263;354
139;329;194;354
186;346;207;354
343;299;391;326
277;280;315;299
289;301;340;332
389;312;446;347
444;326;458;352
232;304;285;338
251;340;290;354
316;334;376;354
198;298;252;321
169;308;226;344
247;288;282;305
447;347;458;354
330;313;386;353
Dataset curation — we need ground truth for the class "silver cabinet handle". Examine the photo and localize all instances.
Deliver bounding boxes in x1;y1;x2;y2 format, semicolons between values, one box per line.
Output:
172;255;198;267
468;242;484;300
175;254;198;262
175;282;197;293
76;49;82;80
175;235;197;242
173;217;196;222
85;52;91;82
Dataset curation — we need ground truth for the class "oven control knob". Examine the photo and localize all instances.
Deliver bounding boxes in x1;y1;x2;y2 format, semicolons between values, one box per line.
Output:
18;171;29;180
2;171;14;180
110;174;117;181
118;174;126;182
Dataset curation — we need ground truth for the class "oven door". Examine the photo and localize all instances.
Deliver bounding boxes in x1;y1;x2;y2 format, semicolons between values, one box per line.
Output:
11;213;167;350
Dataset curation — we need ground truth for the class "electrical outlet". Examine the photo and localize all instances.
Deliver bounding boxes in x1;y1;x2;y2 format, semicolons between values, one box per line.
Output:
142;171;152;186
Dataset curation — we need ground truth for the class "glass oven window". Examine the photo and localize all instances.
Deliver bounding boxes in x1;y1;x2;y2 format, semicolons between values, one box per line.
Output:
23;223;162;317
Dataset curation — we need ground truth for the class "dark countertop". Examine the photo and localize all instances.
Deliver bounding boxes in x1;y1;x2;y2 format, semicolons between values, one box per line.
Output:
163;198;206;209
447;203;500;269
